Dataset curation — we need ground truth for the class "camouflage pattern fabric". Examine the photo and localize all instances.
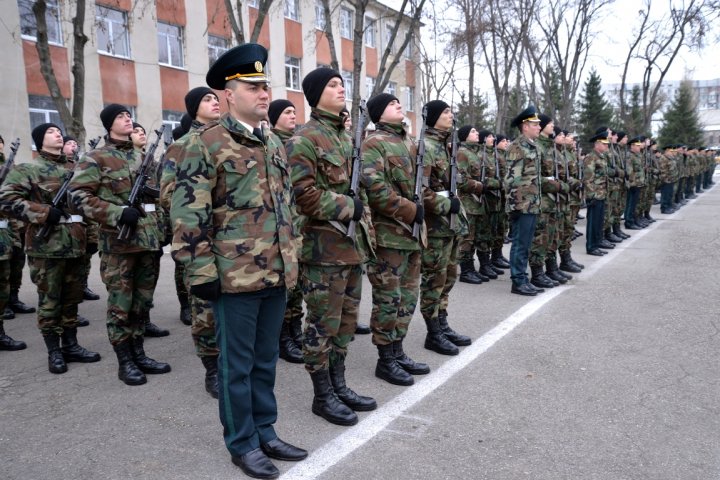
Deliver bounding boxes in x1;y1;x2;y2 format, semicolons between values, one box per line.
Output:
420;236;458;322
190;288;218;357
459;213;482;262
0;211;13;327
171;113;299;293
505;135;542;215
28;257;83;334
583;150;608;202
529;136;563;266
283;282;304;324
456;142;485;217
300;264;362;372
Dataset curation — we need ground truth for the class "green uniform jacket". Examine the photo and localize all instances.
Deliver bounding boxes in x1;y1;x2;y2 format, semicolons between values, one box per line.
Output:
456;142;485;216
362;122;422;251
583;150;608;201
561;148;582;207
0;151;85;258
159;124;200;212
480;145;503;212
536;136;566;213
170;113;299;292
628;151;646;188
286;108;374;266
505;134;541;215
69;137;162;254
658;153;678;184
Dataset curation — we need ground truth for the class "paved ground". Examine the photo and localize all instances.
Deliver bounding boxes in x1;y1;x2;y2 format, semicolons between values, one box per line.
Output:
2;175;719;480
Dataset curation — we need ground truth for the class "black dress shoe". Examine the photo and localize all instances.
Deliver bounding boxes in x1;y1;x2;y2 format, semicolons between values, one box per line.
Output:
261;438;308;461
598;240;615;249
511;283;537;296
587;249;604;256
354;323;371;335
232;449;279;479
83;287;100;301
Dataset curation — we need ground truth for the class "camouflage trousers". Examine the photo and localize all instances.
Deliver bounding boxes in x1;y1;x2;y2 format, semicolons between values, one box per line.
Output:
616;186;627;223
0;260;9;330
493;211;509;250
459;214;483;262
99;251;157;345
558;205;577;254
367;247;421;346
420;235;459;322
81;252;94;288
175;261;188;304
478;210;503;253
604;184;621;226
301;263;362;373
283;282;304;324
530;210;558;267
178;263;218;357
27;256;84;335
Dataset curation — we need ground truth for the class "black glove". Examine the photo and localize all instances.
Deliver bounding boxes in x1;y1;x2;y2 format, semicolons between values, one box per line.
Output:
351;197;364;222
86;243;98;255
190;279;221;301
46;207;64;225
449;197;461;214
413;202;424;224
119;207;141;227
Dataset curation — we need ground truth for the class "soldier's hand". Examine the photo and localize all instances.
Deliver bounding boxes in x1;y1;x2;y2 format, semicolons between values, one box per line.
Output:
449;197;461;214
191;279;221;301
119;207;141;227
413;202;424;224
351;197;364;221
46;207;65;225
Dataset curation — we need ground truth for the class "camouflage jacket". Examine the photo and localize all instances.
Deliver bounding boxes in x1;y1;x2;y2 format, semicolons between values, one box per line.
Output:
560;148;582;206
286;108;374;266
536;135;565;213
0;151;85;258
69;136;163;254
480;144;503;212
362;122;422;251
497;147;509;193
505;134;541;215
627;151;646;188
583;149;608;201
658;153;679;184
170;113;299;292
160;131;192;212
607;146;624;187
271;128;293;145
456;142;485;216
0;153;24;248
423;128;468;237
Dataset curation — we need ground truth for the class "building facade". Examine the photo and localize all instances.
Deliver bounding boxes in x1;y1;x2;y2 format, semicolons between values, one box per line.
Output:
0;0;422;162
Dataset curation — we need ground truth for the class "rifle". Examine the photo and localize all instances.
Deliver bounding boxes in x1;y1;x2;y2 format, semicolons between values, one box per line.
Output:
411;105;428;239
577;142;585;205
118;125;166;241
448;118;459;230
35;169;74;240
0;138;21;186
88;136;102;150
552;146;560;214
344;100;367;241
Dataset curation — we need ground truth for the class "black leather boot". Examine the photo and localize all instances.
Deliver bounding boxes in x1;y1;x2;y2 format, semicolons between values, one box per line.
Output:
459;260;484;284
644;211;656;222
130;336;171;374
82;286;100;301
605;229;623;243
613;223;630;239
279;321;303;364
545;255;569;283
9;290;35;314
531;265;555;289
113;341;146;386
309;369;358;426
76;315;90;327
478;252;498;279
43;333;68;374
438;310;471;346
424;317;459;355
179;297;192;326
330;360;377;411
0;325;26;351
559;251;582;273
201;355;219;399
142;311;170;337
289;315;303;349
3;307;14;320
394;338;430;375
375;343;414;386
511;282;537;296
491;248;511;269
60;327;101;363
354;322;371;334
569;252;585;269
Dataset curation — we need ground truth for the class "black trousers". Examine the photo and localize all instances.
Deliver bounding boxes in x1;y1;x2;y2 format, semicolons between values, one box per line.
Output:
585;199;605;252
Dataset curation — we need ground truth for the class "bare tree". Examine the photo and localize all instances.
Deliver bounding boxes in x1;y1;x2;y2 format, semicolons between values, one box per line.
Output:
417;0;459;102
223;0;275;45
319;0;341;71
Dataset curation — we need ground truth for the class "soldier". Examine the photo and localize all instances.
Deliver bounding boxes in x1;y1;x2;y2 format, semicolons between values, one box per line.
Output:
70;104;171;386
583;130;611;256
162;88;222;398
455;125;486;285
0;124;101;373
505;106;543;296
624;136;646;230
286;67;377;427
171;43;307;478
268;98;304;364
491;134;512;269
611;131;631;240
476;129;506;280
363;93;429;386
418;100;472;354
557;130;584;273
659;145;679;214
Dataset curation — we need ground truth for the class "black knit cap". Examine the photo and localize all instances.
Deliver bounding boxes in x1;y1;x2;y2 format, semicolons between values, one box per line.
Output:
494;134;507;145
458;125;474;142
538;114;552;130
616;131;627;141
132;122;145;133
62;135;76;144
268;99;295;127
100;103;131;132
185;87;215;120
478;129;493;144
595;126;609;135
32;123;61;151
367;93;399;124
302;67;342;108
553;126;563;138
424;100;450;127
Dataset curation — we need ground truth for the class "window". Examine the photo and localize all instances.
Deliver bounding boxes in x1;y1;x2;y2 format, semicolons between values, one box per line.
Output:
96;6;130;58
315;0;326;30
28;96;65;148
285;56;301;91
157;22;184;68
162;110;183;144
285;0;300;21
364;17;376;48
385;81;397;96
403;35;413;59
18;0;62;45
384;22;397;54
340;7;354;40
208;35;229;66
342;70;354;99
405;86;415;111
365;76;376;96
